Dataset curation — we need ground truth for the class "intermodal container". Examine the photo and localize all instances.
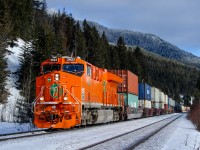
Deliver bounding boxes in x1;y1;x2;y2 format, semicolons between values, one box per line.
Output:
160;91;165;103
168;97;172;108
139;100;151;108
122;93;138;108
164;104;168;110
149;101;152;108
159;102;164;109
171;100;175;107
138;83;151;101
151;87;160;102
152;101;160;109
108;70;138;95
165;94;168;105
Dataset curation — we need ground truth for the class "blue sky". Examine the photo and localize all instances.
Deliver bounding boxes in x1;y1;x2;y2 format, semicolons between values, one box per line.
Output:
46;0;200;57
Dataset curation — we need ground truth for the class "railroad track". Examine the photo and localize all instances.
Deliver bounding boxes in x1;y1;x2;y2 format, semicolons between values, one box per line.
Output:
78;114;182;150
0;114;181;144
0;129;53;141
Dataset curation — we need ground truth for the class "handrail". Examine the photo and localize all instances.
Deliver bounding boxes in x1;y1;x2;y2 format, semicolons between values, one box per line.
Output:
65;87;81;114
31;86;45;113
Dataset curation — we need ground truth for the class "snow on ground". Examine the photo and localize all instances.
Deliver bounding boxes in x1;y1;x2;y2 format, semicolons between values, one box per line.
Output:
0;122;37;134
135;113;200;150
0;39;25;122
0;113;195;150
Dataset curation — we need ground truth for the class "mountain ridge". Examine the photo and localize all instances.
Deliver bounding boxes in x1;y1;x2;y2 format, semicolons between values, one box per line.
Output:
85;21;200;68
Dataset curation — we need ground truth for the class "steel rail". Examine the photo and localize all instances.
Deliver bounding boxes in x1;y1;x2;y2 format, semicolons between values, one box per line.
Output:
78;114;182;150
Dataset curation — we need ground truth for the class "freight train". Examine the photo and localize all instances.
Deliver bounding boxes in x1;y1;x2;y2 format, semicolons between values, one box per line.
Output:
33;56;178;129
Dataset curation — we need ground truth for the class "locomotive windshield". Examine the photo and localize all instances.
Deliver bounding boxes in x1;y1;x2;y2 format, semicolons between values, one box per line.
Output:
63;64;84;76
42;64;61;74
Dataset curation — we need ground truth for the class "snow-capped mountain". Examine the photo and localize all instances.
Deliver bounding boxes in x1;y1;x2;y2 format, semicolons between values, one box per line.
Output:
86;21;200;68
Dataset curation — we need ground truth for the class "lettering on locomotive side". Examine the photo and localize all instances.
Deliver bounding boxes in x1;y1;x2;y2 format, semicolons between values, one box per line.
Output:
82;88;85;101
66;58;76;62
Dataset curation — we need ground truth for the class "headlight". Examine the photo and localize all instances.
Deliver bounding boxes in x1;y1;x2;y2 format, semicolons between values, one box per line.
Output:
54;74;60;81
40;96;44;101
64;97;68;101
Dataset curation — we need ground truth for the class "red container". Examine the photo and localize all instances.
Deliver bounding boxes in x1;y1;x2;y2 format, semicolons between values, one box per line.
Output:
164;104;168;110
108;70;138;95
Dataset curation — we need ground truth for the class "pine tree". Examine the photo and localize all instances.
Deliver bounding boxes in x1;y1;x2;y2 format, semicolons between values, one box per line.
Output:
100;32;110;68
0;0;12;104
15;41;34;122
109;46;120;69
74;22;87;59
116;36;127;69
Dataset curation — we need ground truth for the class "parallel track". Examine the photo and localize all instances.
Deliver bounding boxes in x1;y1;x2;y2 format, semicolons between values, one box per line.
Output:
78;114;182;150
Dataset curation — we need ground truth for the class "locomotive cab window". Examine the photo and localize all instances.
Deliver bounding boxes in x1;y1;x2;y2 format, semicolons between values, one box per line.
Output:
87;65;92;76
63;64;84;76
42;64;61;74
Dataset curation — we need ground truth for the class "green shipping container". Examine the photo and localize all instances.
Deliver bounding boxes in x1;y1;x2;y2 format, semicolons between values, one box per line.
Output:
121;93;138;109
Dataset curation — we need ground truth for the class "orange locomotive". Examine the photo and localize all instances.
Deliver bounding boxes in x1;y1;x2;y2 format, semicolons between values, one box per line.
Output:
33;56;124;128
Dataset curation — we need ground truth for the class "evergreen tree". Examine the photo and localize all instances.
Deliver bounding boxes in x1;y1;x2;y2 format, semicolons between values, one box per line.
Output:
116;36;127;69
109;46;120;69
100;32;110;68
73;22;87;59
0;0;12;104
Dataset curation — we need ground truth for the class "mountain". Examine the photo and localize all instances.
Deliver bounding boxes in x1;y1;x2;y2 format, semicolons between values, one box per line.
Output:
86;21;200;68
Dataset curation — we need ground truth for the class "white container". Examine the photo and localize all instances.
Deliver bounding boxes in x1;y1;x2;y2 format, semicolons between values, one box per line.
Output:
144;100;148;108
139;100;151;108
155;102;160;109
160;92;165;103
138;100;143;108
155;88;160;102
171;100;175;107
148;101;152;109
169;97;172;106
151;87;160;102
165;94;168;105
151;87;155;101
152;101;160;109
159;102;164;109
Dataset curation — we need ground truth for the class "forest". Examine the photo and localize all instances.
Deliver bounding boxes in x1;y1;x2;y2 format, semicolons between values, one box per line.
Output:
0;0;200;122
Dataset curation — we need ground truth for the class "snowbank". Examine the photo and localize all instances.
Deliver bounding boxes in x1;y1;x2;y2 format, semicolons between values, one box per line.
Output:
0;39;25;122
0;122;36;134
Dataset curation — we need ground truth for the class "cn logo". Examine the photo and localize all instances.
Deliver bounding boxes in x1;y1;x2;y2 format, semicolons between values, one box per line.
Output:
147;90;150;95
50;84;63;98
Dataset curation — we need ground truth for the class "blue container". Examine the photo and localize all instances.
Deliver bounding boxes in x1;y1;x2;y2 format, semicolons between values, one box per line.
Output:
168;97;171;109
138;83;151;100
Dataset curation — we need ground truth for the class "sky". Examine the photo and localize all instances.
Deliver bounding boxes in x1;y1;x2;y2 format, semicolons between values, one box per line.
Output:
46;0;200;57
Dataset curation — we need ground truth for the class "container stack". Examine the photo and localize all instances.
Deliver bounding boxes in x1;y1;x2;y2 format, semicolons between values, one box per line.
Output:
168;97;172;113
109;70;143;119
171;99;175;113
175;102;182;112
164;94;168;113
139;83;152;117
159;91;165;115
151;87;160;115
